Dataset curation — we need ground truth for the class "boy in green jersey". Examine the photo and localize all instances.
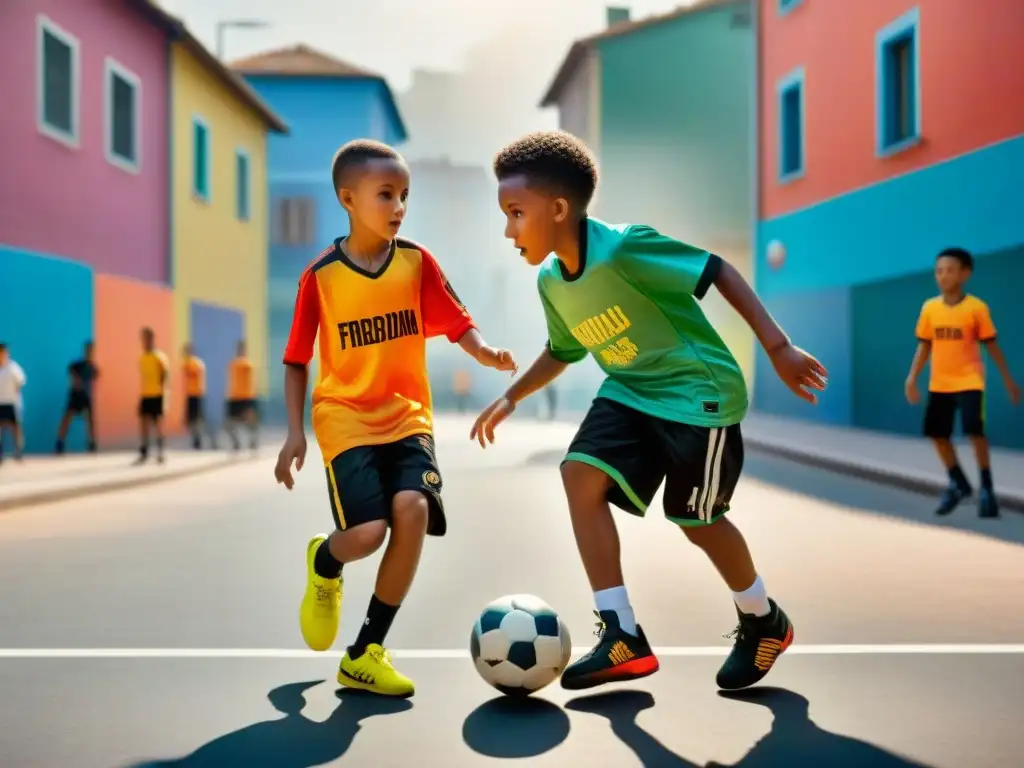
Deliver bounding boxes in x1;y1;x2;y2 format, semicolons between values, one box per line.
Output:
471;131;828;691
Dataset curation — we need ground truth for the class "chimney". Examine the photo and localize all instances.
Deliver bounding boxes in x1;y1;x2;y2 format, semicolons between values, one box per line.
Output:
606;6;631;27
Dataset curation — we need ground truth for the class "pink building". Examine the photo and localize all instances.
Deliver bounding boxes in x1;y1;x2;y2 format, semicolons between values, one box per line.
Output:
0;0;170;284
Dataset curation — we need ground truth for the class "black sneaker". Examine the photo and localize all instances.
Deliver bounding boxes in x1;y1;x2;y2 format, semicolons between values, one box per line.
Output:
978;488;1000;519
716;598;793;691
560;610;660;691
936;482;971;516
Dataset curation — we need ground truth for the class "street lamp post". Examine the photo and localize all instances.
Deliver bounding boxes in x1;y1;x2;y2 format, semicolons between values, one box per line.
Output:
215;19;269;59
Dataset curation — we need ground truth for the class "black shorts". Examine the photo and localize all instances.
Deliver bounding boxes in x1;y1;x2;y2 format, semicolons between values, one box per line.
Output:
0;404;18;425
66;390;91;414
325;433;446;536
227;399;258;419
924;390;985;438
564;397;744;526
186;396;204;424
138;396;164;419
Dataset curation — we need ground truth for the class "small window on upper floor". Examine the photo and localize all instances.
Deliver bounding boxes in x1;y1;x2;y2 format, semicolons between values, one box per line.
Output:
235;150;250;221
105;57;141;173
192;117;211;201
876;8;921;156
778;68;805;182
273;198;316;245
37;15;80;148
779;0;804;16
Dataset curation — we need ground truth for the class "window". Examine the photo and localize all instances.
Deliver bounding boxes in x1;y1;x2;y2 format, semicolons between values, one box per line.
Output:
876;8;920;156
777;68;805;181
235;149;250;221
192;117;211;201
779;0;804;15
36;15;80;147
273;198;316;245
104;58;141;172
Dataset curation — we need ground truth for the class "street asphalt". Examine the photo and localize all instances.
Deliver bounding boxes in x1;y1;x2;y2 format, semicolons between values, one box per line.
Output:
0;415;1021;767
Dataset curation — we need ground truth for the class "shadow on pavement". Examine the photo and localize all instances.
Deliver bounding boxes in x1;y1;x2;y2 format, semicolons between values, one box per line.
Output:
125;681;412;767
462;695;570;758
564;688;934;767
744;454;1024;547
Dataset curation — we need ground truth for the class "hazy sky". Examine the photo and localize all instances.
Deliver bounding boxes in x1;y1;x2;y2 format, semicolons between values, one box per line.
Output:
156;0;693;91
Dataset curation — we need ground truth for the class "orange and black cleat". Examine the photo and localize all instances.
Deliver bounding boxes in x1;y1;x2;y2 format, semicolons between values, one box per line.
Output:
716;598;794;690
560;610;661;691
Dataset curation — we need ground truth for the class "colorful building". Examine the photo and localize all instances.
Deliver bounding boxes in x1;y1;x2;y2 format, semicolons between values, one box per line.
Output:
541;1;757;384
755;0;1024;448
231;45;407;420
0;0;284;452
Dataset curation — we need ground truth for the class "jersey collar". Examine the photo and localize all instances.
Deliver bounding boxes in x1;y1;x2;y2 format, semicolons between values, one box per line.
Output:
557;216;589;283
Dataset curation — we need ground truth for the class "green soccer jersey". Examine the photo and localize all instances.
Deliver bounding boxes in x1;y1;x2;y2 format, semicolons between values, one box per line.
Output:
538;217;748;427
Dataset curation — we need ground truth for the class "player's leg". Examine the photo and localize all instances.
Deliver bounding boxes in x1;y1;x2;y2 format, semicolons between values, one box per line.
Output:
55;396;75;454
84;397;97;452
244;401;259;451
135;398;151;463
151;399;165;463
924;392;971;515
960;391;997;518
186;397;201;450
12;409;24;460
0;411;11;462
661;422;792;690
225;401;243;451
301;445;388;653
558;398;666;691
337;435;439;697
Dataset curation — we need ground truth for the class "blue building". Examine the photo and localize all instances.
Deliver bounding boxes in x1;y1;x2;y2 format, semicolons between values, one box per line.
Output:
231;44;407;420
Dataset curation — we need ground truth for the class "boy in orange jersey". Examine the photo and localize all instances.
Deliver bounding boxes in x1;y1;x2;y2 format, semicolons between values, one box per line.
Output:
135;327;169;465
906;248;1019;518
274;140;516;697
225;339;259;452
182;343;212;451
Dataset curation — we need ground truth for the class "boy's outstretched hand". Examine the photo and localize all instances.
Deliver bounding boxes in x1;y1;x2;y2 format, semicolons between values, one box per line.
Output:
478;346;518;374
770;342;828;404
274;432;307;490
470;396;515;448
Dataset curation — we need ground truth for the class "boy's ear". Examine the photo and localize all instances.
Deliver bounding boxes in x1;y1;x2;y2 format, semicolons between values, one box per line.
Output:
552;197;570;223
338;188;355;213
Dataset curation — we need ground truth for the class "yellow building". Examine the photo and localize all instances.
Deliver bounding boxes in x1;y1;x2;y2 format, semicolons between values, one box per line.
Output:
167;24;287;410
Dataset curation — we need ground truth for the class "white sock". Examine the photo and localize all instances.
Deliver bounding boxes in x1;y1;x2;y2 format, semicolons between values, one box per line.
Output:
594;585;638;636
732;575;771;617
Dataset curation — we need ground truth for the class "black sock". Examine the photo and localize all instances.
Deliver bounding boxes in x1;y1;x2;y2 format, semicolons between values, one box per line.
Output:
948;465;969;490
139;444;148;458
980;468;993;490
313;539;342;580
349;594;399;658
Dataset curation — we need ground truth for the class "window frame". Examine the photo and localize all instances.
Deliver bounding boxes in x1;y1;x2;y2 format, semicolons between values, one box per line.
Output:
191;115;212;203
776;66;806;184
36;14;81;148
235;148;251;222
875;7;922;158
104;56;142;174
778;0;804;16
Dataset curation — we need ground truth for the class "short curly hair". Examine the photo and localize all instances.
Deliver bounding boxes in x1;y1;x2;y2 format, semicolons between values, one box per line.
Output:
331;139;405;192
493;131;598;212
937;247;974;271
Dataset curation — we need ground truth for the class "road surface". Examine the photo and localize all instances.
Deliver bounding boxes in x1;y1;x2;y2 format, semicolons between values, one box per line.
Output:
0;416;1022;767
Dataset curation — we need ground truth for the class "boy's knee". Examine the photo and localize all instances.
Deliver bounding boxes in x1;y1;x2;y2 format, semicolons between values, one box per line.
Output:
339;520;388;556
391;491;429;535
680;515;728;546
561;460;612;503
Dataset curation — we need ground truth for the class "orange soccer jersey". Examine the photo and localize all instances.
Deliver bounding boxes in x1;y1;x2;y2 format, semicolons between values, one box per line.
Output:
916;295;997;393
283;237;475;463
228;356;256;400
183;355;206;397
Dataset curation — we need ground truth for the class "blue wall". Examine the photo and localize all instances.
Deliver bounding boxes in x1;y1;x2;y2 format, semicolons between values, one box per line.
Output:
754;286;853;425
0;248;94;454
241;75;406;421
755;136;1024;449
189;301;245;428
757;135;1024;298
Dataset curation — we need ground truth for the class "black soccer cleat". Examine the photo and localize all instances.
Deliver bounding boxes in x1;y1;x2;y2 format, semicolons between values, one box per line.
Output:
978;487;1000;519
560;610;660;691
716;598;794;691
935;482;972;516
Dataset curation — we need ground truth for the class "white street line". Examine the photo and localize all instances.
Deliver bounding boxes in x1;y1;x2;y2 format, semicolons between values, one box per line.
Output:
0;644;1022;660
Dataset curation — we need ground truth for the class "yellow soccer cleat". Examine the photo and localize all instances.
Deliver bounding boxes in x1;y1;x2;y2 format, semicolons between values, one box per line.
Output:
337;644;415;697
299;534;342;652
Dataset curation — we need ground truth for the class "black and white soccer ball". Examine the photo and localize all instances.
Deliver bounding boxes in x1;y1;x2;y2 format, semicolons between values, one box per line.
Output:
470;594;572;696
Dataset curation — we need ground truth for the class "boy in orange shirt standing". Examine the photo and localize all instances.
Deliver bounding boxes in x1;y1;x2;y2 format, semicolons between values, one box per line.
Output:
905;248;1019;518
274;140;515;697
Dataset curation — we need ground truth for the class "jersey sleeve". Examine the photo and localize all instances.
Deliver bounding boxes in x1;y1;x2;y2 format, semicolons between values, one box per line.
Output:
283;268;321;366
616;224;722;299
539;281;588;364
419;247;476;342
14;363;26;386
975;301;997;341
915;302;934;342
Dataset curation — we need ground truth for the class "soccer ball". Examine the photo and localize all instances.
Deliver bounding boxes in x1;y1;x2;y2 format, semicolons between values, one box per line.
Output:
470;594;572;697
767;239;786;269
